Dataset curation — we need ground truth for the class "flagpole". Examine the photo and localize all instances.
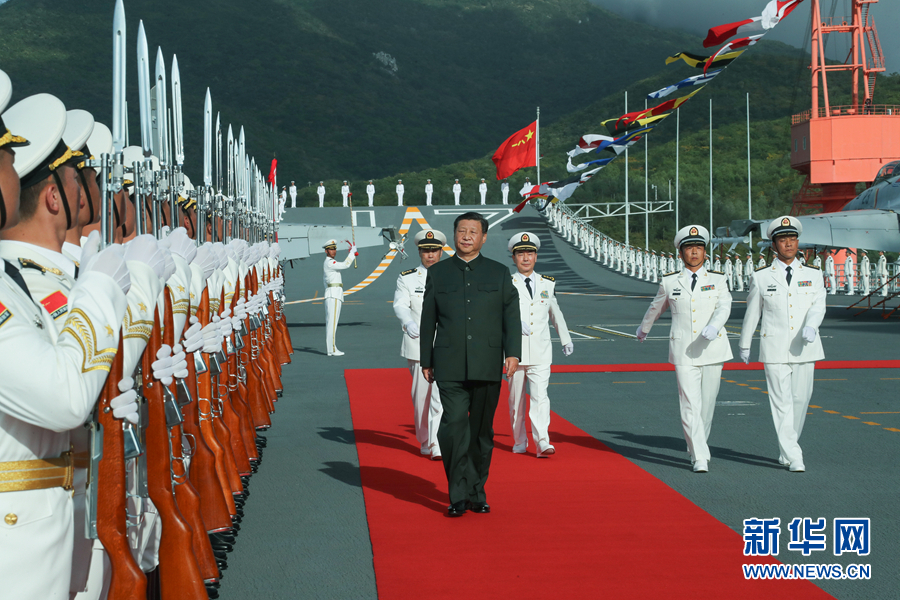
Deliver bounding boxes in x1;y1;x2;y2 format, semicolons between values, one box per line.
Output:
709;98;713;236
747;92;753;249
624;91;629;247
644;98;649;251
536;106;540;188
675;108;680;231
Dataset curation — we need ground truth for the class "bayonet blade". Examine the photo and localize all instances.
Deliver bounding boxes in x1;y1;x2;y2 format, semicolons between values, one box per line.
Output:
227;125;234;198
215;112;222;192
203;89;212;187
154;47;169;167
136;21;153;156
171;55;184;166
111;0;127;152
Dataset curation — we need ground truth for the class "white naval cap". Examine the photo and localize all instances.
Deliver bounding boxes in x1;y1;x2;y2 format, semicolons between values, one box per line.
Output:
508;231;540;252
63;109;94;154
766;215;802;239
413;229;446;250
4;93;82;188
122;145;160;170
673;224;709;249
85;122;113;157
0;69;28;149
323;238;338;250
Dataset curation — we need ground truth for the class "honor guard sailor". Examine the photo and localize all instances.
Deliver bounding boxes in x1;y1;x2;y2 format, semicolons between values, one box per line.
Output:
478;178;487;205
289;180;297;208
317;181;325;208
739;216;826;473
452;179;461;205
366;180;375;207
323;238;357;356
396;179;404;207
506;232;573;457
425;179;433;206
393;229;446;460
637;225;733;473
500;180;509;205
341;180;350;207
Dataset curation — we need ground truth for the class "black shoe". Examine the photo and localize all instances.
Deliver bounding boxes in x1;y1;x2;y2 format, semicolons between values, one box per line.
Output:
466;500;490;514
446;500;468;517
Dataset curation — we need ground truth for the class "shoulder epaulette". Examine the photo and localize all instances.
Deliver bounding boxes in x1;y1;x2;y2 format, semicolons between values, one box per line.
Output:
18;257;63;277
662;271;678;278
805;264;820;270
755;264;768;272
709;270;724;275
401;268;417;276
540;274;555;282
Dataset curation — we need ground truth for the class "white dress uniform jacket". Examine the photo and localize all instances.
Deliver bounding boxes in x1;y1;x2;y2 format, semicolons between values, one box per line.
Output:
366;183;375;206
289;184;297;207
739;261;826;364
514;272;571;365
317;185;326;208
341;184;350;207
324;252;354;354
478;182;487;204
452;182;461;205
425;183;433;205
395;183;405;206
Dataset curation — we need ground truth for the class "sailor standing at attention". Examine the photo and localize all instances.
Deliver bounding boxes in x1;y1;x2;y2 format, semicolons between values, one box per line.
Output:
824;252;836;293
501;180;509;205
506;232;573;458
396;179;405;206
739;216;826;473
341;180;350;207
452;179;461;205
366;180;375;207
478;178;487;205
323;238;357;356
860;251;871;296
519;177;531;199
317;181;325;208
393;229;447;461
734;253;744;292
877;251;889;296
289;180;297;208
637;225;732;473
425;179;433;206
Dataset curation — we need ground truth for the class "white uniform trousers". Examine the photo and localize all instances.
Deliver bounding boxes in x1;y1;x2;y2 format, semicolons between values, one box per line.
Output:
367;192;374;206
407;360;443;453
453;191;460;205
673;363;722;463
507;363;552;449
325;297;343;354
763;362;815;464
72;540;111;600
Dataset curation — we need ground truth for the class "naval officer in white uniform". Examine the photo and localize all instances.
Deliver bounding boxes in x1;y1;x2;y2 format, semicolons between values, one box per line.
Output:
289;180;297;208
366;180;375;207
395;179;405;206
323;238;357;356
452;179;461;205
317;181;326;208
425;179;433;206
393;229;446;460
506;232;573;457
739;216;825;473
637;225;733;473
341;181;350;207
478;178;487;205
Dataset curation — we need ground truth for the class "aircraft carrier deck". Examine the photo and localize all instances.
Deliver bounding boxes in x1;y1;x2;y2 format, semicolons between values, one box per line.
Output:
221;204;898;600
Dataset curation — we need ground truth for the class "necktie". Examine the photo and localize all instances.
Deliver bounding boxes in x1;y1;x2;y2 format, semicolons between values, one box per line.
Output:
786;265;792;285
691;273;697;291
525;277;533;298
4;261;33;302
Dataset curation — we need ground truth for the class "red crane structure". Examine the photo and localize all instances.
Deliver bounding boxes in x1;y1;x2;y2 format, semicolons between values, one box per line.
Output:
790;0;899;214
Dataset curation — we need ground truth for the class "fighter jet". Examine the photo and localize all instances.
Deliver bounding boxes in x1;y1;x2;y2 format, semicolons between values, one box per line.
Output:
727;160;900;251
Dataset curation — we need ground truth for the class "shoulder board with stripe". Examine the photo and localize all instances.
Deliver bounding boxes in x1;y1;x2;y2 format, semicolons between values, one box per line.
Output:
662;271;678;278
804;264;820;270
540;274;555;282
19;257;64;276
401;268;417;276
755;264;769;272
709;270;724;275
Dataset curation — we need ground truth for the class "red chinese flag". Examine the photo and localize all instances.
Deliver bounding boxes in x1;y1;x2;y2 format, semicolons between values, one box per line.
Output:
492;121;537;180
268;158;277;184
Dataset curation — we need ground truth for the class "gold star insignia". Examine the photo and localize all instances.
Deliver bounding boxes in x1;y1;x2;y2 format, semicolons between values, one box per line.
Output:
104;325;114;337
138;302;147;313
177;285;185;293
190;293;195;300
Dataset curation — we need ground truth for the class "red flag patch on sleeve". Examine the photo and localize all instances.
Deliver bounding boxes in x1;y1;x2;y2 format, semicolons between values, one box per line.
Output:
40;290;68;320
0;301;11;329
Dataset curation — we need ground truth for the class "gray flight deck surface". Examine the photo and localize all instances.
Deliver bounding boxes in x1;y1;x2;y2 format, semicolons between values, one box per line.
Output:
221;205;899;600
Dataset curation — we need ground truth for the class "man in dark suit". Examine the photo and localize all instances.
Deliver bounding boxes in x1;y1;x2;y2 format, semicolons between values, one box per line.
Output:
420;212;521;517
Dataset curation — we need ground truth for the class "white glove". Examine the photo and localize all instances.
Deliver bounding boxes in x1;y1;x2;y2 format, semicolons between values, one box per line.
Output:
740;348;750;364
521;321;532;336
802;326;817;343
635;325;647;342
349;244;358;256
82;245;131;294
404;321;420;339
170;344;188;379
110;377;140;424
123;234;166;279
182;317;203;353
158;225;171;239
160;248;176;282
79;230;101;272
218;312;233;336
201;320;221;353
162;227;197;264
192;244;218;281
562;342;574;356
152;344;177;386
701;325;718;341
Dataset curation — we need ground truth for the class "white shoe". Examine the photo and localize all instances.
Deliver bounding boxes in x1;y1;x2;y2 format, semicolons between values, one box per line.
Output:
512;443;527;454
430;447;442;461
778;456;789;467
692;460;709;473
789;460;805;473
537;442;555;458
328;350;345;356
420;444;430;456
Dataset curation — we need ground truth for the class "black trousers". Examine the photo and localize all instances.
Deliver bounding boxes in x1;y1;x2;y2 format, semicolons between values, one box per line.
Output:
435;379;501;504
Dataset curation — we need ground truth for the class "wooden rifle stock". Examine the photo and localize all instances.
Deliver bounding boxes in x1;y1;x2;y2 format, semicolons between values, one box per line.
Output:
209;289;244;496
141;304;207;599
275;265;294;356
162;291;219;584
196;288;238;516
96;336;147;600
217;290;253;476
240;274;272;429
250;269;278;408
226;280;259;462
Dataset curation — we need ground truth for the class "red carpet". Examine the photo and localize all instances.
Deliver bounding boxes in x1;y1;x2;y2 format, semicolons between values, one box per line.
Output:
345;369;834;599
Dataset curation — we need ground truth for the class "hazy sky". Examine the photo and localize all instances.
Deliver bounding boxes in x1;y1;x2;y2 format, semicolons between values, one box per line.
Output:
588;0;897;74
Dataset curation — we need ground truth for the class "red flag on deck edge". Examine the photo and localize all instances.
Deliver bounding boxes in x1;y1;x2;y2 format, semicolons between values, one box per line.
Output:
492;120;537;180
268;158;277;184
